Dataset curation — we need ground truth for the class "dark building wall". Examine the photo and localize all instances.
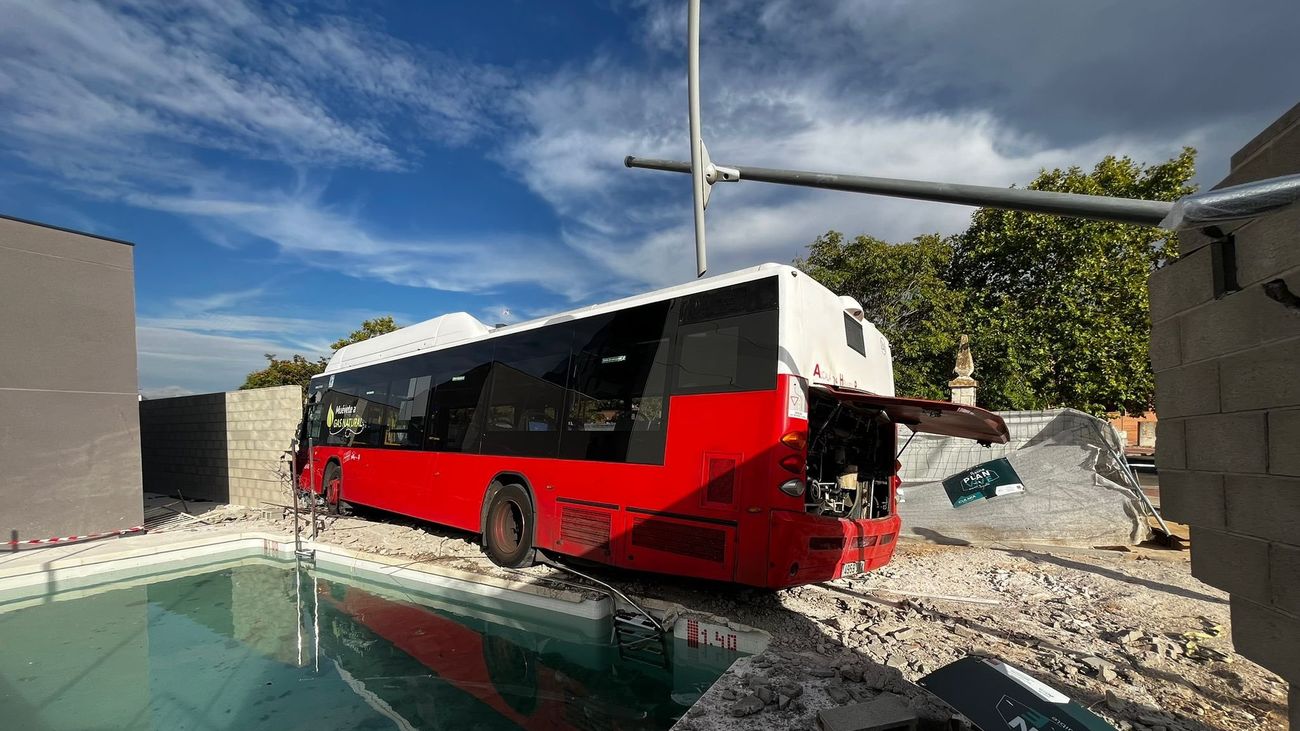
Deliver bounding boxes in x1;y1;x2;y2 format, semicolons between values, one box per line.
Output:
0;215;143;538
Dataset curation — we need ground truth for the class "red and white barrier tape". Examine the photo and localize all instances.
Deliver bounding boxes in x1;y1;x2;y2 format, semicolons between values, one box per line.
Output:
7;526;144;547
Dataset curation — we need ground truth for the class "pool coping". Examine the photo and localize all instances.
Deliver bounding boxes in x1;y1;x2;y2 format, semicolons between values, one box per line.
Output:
0;529;770;655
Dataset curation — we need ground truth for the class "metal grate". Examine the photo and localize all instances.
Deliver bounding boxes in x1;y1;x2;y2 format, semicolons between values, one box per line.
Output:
631;517;725;563
705;456;736;504
560;507;612;554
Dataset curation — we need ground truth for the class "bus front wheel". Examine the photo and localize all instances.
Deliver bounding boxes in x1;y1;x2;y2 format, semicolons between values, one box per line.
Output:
484;483;537;568
321;462;351;516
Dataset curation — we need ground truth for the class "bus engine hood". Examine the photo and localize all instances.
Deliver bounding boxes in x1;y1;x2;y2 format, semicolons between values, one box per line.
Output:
812;384;1010;445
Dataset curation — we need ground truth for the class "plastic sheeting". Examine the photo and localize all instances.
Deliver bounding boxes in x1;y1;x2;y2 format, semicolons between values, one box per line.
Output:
896;409;1152;547
1160;173;1300;231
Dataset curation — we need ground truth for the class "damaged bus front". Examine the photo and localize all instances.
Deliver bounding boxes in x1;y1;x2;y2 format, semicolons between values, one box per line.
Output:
767;275;1009;587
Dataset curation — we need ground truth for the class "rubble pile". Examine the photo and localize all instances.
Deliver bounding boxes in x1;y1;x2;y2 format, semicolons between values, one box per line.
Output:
199;507;1288;730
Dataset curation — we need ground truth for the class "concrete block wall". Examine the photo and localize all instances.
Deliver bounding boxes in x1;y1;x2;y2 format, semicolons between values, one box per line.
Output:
1148;101;1300;709
140;385;302;507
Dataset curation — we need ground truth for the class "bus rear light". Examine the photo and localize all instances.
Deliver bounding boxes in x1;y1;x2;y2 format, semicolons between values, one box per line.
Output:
778;454;804;474
855;535;878;549
779;479;804;497
780;431;808;451
890;475;901;491
880;533;895;545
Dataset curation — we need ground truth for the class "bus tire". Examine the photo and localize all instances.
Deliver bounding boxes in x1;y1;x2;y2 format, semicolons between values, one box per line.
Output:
321;462;352;517
483;483;537;568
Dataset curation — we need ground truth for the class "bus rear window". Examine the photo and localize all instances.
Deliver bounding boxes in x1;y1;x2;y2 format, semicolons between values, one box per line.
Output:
844;312;866;356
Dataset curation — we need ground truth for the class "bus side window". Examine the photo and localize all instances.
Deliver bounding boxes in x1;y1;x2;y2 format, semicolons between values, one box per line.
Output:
427;343;493;454
481;329;571;458
568;336;670;433
388;375;431;448
355;382;390;447
674;310;778;394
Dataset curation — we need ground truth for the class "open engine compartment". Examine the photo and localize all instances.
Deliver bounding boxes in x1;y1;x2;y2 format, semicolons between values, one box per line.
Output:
805;388;896;520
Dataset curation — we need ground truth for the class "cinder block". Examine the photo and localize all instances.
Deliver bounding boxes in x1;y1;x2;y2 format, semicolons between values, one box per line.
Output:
1149;247;1215;323
1227;100;1300;174
1270;408;1300;477
816;692;916;731
1234;205;1300;287
1184;412;1268;474
1179;289;1268;363
1225;474;1300;544
1188;527;1270;602
1156;419;1186;470
1153;360;1219;418
1159;470;1225;528
1149;317;1181;371
1273;543;1300;615
1220;336;1300;412
1230;595;1300;680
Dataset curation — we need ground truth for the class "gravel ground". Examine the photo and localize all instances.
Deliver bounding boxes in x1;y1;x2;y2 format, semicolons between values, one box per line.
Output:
190;503;1289;730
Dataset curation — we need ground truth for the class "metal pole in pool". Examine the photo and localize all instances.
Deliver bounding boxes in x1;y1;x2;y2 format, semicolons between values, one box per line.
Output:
292;456;302;554
308;436;318;542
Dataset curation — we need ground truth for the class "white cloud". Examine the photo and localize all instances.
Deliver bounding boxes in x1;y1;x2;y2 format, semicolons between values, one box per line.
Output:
5;0;1293;310
503;62;1198;289
136;325;290;397
0;0;507;179
124;182;603;299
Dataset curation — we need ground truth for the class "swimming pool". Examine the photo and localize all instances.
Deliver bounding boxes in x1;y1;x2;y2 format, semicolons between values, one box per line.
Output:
0;555;738;729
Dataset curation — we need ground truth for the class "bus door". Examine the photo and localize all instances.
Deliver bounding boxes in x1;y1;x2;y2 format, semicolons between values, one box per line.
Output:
339;375;438;516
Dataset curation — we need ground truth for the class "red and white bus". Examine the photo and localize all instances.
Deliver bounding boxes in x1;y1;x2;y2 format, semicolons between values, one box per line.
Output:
299;263;1007;588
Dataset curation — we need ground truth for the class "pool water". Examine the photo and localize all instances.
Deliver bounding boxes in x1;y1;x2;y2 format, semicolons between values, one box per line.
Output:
0;558;735;729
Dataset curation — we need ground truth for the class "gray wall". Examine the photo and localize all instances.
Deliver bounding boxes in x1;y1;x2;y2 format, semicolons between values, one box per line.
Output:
0;215;143;539
1148;101;1300;716
140;386;302;507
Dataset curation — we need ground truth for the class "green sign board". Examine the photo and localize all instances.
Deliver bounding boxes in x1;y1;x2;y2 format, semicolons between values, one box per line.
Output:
941;457;1025;508
921;656;1116;731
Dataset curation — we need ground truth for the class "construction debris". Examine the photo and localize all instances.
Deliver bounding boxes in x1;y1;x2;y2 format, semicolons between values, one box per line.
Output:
173;506;1289;730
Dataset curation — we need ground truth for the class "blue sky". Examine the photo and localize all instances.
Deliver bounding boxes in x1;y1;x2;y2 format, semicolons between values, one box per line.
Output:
1;0;1296;396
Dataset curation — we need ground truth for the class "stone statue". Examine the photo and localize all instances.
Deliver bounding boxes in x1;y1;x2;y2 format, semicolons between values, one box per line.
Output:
953;334;974;379
949;335;977;405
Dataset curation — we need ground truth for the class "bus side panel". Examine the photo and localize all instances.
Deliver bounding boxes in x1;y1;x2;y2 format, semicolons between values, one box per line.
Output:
347;448;437;520
648;390;782;585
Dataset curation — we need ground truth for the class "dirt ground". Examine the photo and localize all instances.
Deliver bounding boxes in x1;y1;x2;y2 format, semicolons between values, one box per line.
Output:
187;502;1289;731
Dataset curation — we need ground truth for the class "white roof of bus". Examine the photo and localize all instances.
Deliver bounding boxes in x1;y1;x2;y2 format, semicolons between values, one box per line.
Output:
323;262;797;375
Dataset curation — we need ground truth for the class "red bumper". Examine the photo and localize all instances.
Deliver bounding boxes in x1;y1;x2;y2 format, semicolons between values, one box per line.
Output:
765;510;900;588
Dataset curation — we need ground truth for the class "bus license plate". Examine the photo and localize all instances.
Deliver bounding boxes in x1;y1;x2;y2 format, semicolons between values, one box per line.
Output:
841;561;862;578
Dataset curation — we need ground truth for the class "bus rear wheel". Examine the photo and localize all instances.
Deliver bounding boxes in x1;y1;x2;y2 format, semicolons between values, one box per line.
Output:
484;483;537;568
321;462;351;516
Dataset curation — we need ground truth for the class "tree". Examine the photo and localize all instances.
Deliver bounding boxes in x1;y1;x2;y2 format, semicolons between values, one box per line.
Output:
331;316;399;351
241;316;401;392
795;231;965;400
795;148;1197;415
951;149;1196;414
241;353;329;391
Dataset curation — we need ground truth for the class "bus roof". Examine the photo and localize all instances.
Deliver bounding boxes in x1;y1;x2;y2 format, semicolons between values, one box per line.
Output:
323;262;798;375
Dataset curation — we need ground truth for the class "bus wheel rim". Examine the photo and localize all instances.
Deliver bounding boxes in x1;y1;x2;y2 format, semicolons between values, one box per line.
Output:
493;501;524;552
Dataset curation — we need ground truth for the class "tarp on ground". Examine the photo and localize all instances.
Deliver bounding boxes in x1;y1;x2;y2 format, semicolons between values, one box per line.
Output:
896;409;1152;547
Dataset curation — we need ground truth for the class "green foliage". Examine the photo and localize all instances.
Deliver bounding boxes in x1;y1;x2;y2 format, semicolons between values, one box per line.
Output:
331;316;399;351
795;232;965;400
240;353;329;392
240;316;401;392
796;149;1197;416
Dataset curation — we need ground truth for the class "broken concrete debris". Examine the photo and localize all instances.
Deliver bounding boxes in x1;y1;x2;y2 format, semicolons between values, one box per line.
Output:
730;694;765;717
179;511;1285;730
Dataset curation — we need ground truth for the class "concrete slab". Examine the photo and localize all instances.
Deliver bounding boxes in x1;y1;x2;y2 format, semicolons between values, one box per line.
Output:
817;693;917;731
